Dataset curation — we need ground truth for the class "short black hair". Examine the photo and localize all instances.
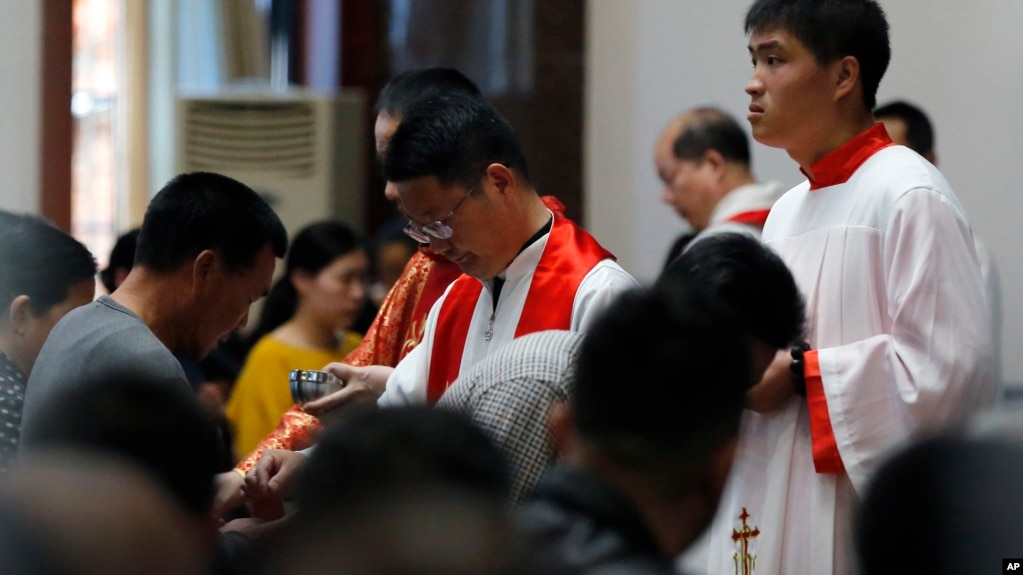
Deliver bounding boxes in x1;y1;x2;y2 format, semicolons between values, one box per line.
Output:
659;233;805;349
374;68;483;118
383;94;530;189
296;406;510;520
745;0;890;109
135;172;288;273
0;211;97;315
874;100;935;157
251;219;364;343
572;285;750;483
21;376;223;517
673;107;751;166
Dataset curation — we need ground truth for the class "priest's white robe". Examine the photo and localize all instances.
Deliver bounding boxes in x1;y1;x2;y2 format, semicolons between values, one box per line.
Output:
379;223;638;407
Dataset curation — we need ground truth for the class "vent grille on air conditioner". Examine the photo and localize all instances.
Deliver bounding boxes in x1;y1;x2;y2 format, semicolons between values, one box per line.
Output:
176;90;365;238
181;101;317;177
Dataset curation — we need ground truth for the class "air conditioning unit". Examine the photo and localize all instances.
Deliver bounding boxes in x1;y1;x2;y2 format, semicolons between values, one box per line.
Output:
175;89;366;236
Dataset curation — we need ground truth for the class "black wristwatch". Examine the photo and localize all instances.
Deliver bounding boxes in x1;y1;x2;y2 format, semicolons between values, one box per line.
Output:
790;341;811;397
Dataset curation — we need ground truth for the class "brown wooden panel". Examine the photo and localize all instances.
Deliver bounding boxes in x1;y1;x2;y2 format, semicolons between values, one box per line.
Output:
338;0;584;233
341;1;390;234
40;0;73;231
532;0;584;224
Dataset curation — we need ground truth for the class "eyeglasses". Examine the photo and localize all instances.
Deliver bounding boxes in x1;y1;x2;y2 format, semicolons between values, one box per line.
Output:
403;186;474;244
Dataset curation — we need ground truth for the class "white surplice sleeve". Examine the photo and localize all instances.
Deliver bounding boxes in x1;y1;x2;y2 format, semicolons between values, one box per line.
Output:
815;186;996;493
569;259;641;333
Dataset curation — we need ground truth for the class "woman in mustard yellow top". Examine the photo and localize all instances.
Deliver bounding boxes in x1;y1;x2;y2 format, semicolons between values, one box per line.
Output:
227;221;368;457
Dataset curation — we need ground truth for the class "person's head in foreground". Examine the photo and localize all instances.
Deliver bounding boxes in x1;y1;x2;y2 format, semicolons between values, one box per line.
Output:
21;374;224;562
857;434;1023;575
659;232;805;382
548;283;752;557
0;450;204;575
268;406;536;575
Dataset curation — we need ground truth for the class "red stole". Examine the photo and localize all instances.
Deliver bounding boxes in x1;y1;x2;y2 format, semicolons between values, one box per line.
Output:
425;217;614;403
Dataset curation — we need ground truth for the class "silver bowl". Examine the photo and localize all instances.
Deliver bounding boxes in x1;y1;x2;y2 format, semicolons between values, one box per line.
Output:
290;369;344;404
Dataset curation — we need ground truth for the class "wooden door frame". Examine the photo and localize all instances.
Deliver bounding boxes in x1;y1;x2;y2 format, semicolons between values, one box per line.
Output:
40;0;73;231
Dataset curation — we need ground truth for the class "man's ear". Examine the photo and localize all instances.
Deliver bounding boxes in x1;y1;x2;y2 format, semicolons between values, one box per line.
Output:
192;250;218;290
703;149;727;180
833;55;860;102
483;162;516;196
7;295;33;336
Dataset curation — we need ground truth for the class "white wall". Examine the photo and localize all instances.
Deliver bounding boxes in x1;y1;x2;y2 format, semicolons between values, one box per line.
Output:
0;2;42;214
586;0;1023;383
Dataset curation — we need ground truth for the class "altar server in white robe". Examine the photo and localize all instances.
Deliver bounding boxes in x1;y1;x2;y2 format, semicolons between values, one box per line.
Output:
682;2;996;575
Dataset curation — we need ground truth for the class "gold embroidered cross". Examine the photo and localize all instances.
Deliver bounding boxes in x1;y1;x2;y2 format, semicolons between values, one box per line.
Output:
732;507;760;575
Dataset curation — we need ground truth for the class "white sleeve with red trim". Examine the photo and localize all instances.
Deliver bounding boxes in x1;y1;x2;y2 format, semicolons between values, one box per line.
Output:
806;186;996;493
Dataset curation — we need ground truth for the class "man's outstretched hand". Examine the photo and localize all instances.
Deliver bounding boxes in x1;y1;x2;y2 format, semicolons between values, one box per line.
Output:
244;449;308;502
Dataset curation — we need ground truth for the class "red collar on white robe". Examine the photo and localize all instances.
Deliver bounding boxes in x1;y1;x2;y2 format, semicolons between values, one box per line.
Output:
725;209;772;228
802;123;895;191
425;216;613;404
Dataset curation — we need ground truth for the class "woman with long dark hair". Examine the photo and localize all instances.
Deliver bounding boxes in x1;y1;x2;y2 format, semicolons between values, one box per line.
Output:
226;220;369;458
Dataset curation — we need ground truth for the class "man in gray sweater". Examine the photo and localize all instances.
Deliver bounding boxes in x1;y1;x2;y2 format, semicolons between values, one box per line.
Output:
21;171;287;442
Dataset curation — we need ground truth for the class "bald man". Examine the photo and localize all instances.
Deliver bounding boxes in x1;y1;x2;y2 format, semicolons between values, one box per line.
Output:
654;107;783;268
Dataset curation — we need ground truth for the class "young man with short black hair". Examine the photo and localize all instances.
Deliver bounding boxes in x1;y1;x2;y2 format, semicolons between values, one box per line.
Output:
683;2;995;574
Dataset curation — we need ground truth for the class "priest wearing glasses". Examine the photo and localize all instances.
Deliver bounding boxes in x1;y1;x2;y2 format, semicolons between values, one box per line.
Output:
318;94;637;410
244;94;637;501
